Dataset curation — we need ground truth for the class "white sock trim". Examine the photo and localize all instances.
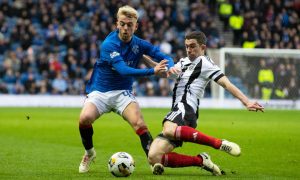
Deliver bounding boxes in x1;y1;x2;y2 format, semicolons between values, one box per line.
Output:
85;147;95;155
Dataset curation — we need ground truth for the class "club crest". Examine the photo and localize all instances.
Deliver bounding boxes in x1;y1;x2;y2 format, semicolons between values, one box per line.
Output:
132;45;139;54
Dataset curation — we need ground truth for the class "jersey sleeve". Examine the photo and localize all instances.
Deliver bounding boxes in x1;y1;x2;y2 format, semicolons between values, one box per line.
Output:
175;58;186;70
112;60;154;76
141;40;174;68
201;56;224;82
101;42;123;65
102;41;155;76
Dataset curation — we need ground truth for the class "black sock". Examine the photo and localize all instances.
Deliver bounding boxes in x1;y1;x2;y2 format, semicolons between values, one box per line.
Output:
79;125;94;150
139;131;153;156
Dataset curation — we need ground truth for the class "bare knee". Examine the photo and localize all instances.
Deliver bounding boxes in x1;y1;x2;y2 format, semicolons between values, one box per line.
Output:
162;127;174;138
79;108;100;125
79;104;100;125
148;138;174;166
148;150;163;166
122;102;146;131
162;121;177;139
79;113;95;125
148;140;164;165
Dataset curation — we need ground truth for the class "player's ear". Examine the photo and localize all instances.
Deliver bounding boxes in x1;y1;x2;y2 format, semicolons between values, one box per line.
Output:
116;20;119;28
201;44;206;50
134;22;138;31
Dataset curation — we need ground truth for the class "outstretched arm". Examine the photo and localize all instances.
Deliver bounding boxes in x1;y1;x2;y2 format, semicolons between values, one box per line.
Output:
113;59;168;77
142;55;158;67
113;60;154;76
217;76;264;112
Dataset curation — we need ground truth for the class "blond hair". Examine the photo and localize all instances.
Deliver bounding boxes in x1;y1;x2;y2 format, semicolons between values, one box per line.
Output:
117;5;138;21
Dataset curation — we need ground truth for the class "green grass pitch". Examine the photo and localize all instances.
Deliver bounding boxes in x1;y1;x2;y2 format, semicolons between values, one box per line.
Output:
0;107;299;179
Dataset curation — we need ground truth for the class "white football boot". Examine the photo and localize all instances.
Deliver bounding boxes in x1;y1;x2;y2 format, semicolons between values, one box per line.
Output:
151;163;164;175
79;149;96;173
199;153;223;176
219;140;241;156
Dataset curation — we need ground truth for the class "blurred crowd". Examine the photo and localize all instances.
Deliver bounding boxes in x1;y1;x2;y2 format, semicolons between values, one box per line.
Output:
220;0;300;100
0;0;299;98
225;56;300;100
219;0;300;48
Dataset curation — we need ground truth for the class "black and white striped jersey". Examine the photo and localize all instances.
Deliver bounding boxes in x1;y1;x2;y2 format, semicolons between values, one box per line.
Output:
172;55;224;113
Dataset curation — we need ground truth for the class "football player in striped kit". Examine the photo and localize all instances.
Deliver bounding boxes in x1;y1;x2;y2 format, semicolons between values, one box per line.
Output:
146;31;264;176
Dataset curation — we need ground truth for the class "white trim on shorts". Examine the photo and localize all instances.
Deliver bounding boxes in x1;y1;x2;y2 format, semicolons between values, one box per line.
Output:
84;90;137;115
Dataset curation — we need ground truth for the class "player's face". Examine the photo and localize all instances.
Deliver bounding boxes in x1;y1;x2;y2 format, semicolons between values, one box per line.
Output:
117;15;138;43
185;39;206;61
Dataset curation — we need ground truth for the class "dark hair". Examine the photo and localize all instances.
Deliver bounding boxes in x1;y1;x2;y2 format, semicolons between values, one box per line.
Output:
185;31;207;45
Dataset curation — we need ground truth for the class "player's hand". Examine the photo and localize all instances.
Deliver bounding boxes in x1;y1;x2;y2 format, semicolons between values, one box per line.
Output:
167;67;181;79
156;70;168;78
246;101;264;112
154;60;168;77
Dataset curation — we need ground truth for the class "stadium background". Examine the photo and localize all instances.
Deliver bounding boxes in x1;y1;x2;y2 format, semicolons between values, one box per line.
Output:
0;0;299;104
1;1;300;179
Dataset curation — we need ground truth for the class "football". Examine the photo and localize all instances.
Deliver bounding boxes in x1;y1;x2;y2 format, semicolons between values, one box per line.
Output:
108;152;135;177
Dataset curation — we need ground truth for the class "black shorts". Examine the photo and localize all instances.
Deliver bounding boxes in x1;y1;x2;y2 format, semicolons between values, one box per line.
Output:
160;103;199;147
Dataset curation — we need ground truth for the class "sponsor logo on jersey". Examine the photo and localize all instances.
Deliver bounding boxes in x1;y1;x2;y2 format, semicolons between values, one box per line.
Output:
110;51;120;58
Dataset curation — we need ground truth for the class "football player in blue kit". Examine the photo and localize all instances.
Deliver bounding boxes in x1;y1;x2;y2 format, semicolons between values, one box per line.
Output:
78;5;175;173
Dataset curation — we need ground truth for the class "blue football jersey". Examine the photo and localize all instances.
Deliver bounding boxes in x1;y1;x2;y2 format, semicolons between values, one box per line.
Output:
86;30;174;93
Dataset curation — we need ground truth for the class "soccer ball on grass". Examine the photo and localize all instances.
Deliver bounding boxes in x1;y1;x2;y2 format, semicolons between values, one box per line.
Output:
108;152;135;177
